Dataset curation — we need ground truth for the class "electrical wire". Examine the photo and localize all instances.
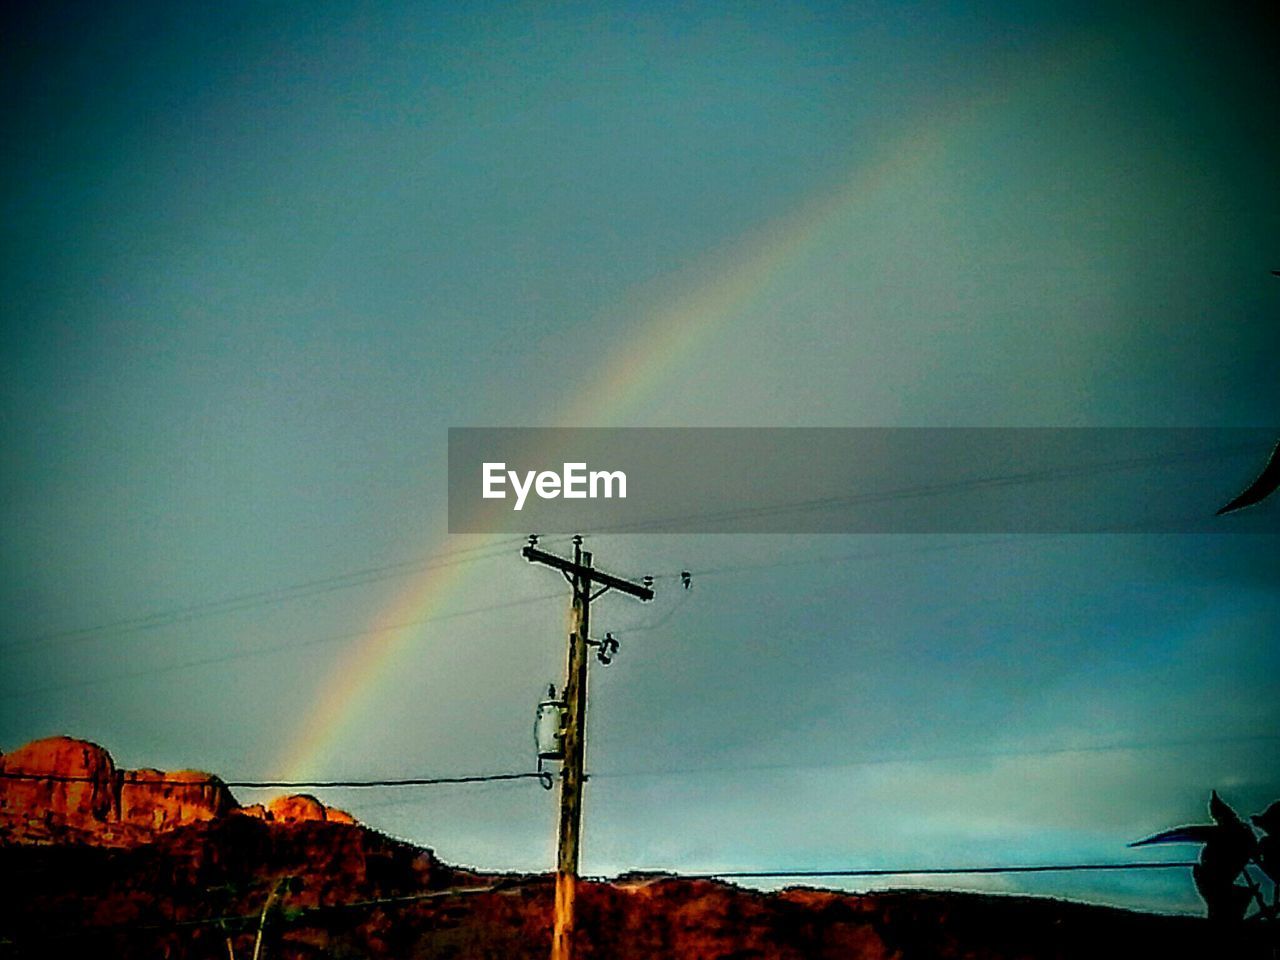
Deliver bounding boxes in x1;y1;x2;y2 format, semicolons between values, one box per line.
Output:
573;442;1264;535
10;440;1260;658
2;536;528;655
4;733;1272;791
0;770;547;789
1;590;563;701
3;861;1207;945
580;515;1247;595
649;533;1049;582
660;862;1199;881
8;520;1225;698
586;733;1280;782
9;881;524;943
612;587;693;633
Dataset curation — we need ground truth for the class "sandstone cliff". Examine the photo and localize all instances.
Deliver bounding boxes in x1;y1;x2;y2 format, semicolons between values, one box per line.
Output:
0;736;354;845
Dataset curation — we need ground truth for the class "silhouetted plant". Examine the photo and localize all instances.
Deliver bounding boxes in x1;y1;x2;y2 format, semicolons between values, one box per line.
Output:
1132;791;1279;927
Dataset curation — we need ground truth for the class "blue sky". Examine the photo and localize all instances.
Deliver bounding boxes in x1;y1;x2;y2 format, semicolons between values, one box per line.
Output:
2;0;1277;914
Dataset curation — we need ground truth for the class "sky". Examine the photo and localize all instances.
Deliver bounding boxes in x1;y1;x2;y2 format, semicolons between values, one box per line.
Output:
2;0;1278;916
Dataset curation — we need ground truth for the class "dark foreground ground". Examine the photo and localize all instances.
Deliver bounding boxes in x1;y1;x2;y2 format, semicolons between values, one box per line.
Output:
2;815;1272;960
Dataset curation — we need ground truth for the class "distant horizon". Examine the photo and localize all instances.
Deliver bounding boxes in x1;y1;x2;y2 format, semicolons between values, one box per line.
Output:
0;728;1218;923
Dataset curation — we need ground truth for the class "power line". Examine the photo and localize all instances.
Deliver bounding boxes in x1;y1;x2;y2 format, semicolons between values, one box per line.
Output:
0;770;548;790
6;521;1237;698
2;543;1011;700
1;590;563;701
613;588;693;633
0;530;1167;699
588;509;1236;596
3;536;527;655
6;860;1206;945
4;733;1271;792
15;881;524;943
607;534;1047;631
661;862;1199;881
587;733;1280;782
5;860;1205;945
650;533;1050;582
9;440;1252;657
8;439;1248;665
229;772;546;789
575;443;1262;535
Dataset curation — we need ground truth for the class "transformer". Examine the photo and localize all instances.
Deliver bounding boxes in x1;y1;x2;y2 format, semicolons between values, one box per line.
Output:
535;685;566;763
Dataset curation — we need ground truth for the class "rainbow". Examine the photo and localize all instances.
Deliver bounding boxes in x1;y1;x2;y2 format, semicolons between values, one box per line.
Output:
276;33;1100;780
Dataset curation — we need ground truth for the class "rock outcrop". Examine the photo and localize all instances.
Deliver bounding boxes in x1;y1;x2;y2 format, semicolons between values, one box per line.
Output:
0;736;119;834
267;793;356;824
0;735;1249;960
0;736;356;845
120;767;238;831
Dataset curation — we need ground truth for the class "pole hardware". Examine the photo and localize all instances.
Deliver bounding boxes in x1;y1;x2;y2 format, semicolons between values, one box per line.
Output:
585;631;620;665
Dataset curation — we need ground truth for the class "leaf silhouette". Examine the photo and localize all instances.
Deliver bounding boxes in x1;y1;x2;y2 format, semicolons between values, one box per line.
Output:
1252;800;1280;836
1132;791;1266;924
1216;440;1280;515
1252;800;1280;885
1192;865;1253;923
1130;825;1220;846
1209;790;1250;832
1197;792;1258;922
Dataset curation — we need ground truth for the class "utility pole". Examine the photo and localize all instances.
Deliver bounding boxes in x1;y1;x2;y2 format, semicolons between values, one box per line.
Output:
522;535;653;960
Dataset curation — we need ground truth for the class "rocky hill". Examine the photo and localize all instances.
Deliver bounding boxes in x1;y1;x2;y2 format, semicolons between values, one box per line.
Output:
0;736;1262;959
0;736;353;846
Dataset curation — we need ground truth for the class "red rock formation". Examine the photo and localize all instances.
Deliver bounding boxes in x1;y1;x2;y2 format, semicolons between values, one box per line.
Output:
268;793;356;824
234;803;269;820
268;793;328;823
326;806;357;825
0;737;1241;960
0;736;119;832
0;736;359;845
120;768;237;831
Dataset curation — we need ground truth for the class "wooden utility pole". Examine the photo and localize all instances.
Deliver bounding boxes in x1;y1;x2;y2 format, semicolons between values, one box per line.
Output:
522;535;653;960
